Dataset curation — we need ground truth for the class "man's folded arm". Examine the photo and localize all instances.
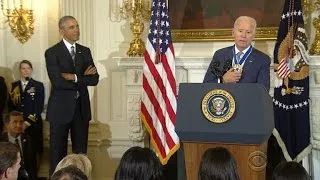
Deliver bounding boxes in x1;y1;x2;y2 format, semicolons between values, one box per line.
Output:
45;50;77;90
77;50;99;86
77;72;99;86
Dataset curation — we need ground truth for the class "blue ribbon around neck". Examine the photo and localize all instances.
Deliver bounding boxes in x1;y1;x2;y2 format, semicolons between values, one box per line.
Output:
233;45;253;65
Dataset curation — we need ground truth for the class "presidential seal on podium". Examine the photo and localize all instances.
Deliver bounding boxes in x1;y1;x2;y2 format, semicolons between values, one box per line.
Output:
202;89;236;123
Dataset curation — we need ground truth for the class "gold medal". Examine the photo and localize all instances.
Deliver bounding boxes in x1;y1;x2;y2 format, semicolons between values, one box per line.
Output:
233;64;242;72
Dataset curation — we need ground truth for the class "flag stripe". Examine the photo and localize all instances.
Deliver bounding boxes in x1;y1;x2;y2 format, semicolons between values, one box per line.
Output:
144;46;177;128
143;66;178;148
278;58;291;78
140;102;166;156
142;73;176;149
163;45;177;96
140;0;179;165
144;49;176;127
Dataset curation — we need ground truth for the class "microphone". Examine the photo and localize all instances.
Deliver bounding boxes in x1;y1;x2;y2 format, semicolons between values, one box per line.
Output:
222;59;232;75
210;60;222;78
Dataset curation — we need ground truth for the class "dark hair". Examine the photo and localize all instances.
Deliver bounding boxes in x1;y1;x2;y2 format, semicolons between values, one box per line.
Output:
272;161;310;180
51;165;88;180
19;60;33;69
3;111;23;124
198;147;240;180
0;142;20;176
114;146;163;180
59;16;76;29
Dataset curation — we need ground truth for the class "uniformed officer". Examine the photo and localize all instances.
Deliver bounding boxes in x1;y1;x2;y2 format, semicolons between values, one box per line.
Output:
8;60;45;177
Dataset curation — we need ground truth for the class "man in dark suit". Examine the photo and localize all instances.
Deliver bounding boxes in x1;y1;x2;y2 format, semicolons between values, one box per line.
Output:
8;60;45;158
203;16;270;91
1;111;37;180
0;76;7;133
45;15;99;175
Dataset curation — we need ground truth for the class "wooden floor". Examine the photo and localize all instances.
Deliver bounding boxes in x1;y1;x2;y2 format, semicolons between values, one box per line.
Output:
96;158;120;180
91;158;118;180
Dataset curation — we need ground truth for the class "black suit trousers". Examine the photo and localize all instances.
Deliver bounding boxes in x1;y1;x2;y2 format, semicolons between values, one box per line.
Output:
49;99;89;176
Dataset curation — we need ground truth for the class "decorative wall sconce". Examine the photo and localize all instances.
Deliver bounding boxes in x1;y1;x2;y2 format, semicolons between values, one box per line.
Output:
303;0;320;55
1;0;34;44
116;0;151;57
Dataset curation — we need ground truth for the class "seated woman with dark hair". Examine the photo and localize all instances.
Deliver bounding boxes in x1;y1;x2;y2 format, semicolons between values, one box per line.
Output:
198;147;240;180
272;161;310;180
114;146;164;180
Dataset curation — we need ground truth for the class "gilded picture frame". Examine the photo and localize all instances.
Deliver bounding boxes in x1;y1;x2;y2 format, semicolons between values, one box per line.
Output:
169;0;285;42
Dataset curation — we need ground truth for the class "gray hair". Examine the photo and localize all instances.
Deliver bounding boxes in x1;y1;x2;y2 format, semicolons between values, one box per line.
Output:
234;16;257;34
58;16;76;29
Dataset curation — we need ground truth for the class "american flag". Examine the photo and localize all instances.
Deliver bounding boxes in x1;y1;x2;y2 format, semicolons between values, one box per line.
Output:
277;57;291;78
140;0;180;165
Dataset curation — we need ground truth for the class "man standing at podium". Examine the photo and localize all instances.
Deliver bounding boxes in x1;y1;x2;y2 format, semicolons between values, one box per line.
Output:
203;16;270;92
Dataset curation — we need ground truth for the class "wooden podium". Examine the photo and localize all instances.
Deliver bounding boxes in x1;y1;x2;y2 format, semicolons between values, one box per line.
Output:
176;83;274;180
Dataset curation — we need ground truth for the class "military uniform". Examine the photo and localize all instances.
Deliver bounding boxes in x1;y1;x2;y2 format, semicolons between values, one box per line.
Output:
8;78;45;153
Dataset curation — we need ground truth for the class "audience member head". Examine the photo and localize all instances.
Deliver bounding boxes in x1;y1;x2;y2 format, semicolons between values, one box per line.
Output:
51;165;88;180
54;154;92;179
3;111;24;138
19;60;33;80
272;161;310;180
198;147;240;180
0;142;21;180
233;16;257;51
114;146;163;180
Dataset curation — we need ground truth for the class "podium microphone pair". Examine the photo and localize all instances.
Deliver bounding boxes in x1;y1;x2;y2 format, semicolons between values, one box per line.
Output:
210;59;233;79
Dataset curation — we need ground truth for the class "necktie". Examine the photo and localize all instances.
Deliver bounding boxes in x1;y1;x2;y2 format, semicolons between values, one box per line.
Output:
236;51;243;64
15;137;28;178
71;46;76;66
71;45;79;98
15;138;22;153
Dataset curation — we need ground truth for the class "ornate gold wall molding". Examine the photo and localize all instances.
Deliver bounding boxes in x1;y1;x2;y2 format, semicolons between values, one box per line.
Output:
1;0;34;43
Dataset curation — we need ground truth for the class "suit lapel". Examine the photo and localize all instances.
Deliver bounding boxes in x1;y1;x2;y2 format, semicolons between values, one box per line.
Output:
21;134;27;155
221;47;234;68
227;48;233;62
75;43;80;67
59;41;75;67
75;43;84;70
242;49;256;77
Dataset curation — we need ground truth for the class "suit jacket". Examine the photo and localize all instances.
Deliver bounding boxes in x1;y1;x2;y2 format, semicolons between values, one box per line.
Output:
8;79;45;152
0;133;37;180
45;40;99;124
203;46;271;91
0;76;7;131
